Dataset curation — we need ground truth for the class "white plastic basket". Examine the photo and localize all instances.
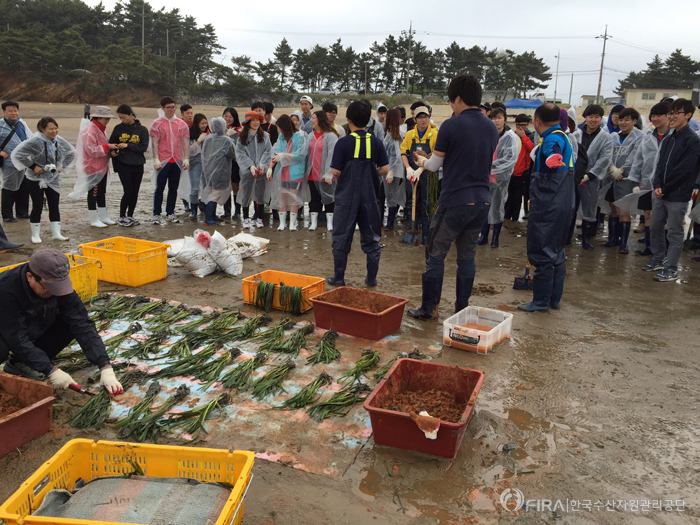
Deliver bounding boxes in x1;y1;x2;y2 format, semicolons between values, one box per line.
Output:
442;306;513;355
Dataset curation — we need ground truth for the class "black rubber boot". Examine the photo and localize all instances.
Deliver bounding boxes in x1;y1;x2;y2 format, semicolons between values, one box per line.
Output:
0;223;23;253
454;275;474;313
327;255;347;286
550;279;565;309
490;222;503;248
635;227;652;256
476;221;490;245
603;217;620;247
582;221;594;250
408;273;443;320
618;222;631;254
518;280;552;312
365;253;380;287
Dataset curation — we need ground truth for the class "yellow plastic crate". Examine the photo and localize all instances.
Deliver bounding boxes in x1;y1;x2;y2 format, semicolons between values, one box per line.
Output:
79;237;169;287
0;254;99;301
0;439;255;525
242;270;325;314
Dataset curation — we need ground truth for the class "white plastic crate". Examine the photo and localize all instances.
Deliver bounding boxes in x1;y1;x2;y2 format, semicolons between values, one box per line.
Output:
443;306;513;355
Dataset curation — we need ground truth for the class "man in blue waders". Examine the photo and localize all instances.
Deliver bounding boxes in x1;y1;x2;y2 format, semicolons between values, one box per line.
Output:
326;101;389;287
519;103;575;312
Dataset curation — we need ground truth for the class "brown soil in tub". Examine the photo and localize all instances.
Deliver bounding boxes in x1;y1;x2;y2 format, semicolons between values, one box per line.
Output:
379;389;465;423
0;390;25;418
321;288;401;314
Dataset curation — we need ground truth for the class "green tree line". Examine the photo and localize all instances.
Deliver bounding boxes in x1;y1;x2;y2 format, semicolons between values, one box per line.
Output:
615;50;700;95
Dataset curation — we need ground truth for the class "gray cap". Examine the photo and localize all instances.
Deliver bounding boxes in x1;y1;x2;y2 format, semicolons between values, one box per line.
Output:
28;249;73;296
91;106;116;118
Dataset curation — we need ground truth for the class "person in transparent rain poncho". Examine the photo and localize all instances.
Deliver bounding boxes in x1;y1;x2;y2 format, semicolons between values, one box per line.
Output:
380;109;406;231
615;103;671;256
477;108;519;248
597;107;644;254
69;106;120;228
1;101;33;223
11;118;75;244
187;114;209;221
200;117;236;226
304;111;339;232
235;111;272;229
266;114;308;231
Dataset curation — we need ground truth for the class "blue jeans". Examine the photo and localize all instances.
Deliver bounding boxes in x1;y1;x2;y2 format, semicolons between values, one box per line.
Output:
425;203;489;278
153;163;181;216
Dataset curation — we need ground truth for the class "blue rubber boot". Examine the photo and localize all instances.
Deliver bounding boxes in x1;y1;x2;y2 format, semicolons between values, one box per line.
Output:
518;280;552;312
476;221;490;245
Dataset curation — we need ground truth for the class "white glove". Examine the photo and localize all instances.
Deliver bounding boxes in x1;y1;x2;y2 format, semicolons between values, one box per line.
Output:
413;154;427;167
581;175;590;184
182;158;189;171
386;171;394;185
609;166;623;181
692;188;698;199
406;168;415;182
323;174;333;185
408;168;423;183
226;128;237;137
633;186;641;194
266;168;273;181
48;368;74;390
197;133;206;144
250;165;257;176
153;158;162;171
100;367;124;396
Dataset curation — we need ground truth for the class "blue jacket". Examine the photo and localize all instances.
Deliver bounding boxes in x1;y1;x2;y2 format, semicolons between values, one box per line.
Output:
535;125;574;174
272;131;307;182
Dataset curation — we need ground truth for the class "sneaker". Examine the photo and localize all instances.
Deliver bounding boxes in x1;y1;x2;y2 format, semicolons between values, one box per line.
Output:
166;214;181;223
3;360;45;381
118;217;132;227
150;215;162;224
654;268;678;282
255;218;264;228
642;260;664;272
128;217;140;226
243;218;252;228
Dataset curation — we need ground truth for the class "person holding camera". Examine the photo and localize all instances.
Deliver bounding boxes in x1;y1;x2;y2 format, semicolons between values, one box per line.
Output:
10;118;75;243
70;106;119;227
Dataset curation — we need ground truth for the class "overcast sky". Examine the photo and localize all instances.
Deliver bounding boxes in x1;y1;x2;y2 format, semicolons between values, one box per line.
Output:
87;0;700;106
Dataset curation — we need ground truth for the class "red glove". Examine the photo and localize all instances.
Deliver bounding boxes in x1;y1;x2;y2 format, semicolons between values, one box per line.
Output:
545;154;565;169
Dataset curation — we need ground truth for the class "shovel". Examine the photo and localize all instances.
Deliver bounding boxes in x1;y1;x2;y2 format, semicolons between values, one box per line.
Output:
401;180;419;244
513;263;533;291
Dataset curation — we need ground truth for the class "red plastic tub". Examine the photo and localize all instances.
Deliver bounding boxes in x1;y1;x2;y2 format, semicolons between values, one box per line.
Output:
310;286;408;340
0;374;55;458
363;358;485;458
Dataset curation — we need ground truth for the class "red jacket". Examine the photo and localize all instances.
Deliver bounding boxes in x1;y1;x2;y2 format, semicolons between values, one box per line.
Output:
80;120;110;176
513;134;535;177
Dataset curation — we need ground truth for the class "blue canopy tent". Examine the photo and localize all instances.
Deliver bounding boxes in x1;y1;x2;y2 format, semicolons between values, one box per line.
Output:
504;99;543;110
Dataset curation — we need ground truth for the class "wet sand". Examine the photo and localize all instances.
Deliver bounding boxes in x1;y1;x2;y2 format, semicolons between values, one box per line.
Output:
0;102;697;524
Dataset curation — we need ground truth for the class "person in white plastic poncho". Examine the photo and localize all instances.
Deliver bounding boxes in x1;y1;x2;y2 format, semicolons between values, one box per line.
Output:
10;118;75;243
477;108;519;248
235;111;272;229
266;114;308;231
304;111;339;232
70;106;120;227
0;101;33;222
597;107;644;254
200;117;236;226
381;109;406;231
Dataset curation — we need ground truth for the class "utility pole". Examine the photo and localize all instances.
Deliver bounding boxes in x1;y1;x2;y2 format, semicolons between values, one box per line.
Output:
402;21;415;93
596;25;611;105
166;28;169;57
141;1;145;64
364;62;368;94
553;51;560;103
568;73;574;106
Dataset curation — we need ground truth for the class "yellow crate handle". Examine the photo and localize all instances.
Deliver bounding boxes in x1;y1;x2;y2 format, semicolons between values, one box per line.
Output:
126;248;169;263
229;472;253;525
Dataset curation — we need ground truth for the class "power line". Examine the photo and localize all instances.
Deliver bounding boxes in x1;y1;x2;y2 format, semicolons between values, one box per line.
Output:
415;31;594;40
219;27;392;37
610;39;672;56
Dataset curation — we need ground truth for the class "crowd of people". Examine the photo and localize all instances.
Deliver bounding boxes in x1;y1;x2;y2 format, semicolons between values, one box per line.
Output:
0;78;699;301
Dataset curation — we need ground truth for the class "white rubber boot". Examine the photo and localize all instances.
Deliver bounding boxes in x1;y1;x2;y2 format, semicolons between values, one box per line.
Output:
98;207;116;225
326;213;333;232
89;210;107;228
277;212;287;231
289;212;298;231
309;212;319;231
50;222;68;241
30;223;42;244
